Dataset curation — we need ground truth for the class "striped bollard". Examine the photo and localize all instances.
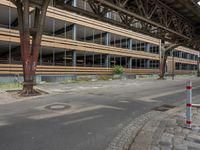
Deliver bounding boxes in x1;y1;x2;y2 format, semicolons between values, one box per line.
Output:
186;81;192;128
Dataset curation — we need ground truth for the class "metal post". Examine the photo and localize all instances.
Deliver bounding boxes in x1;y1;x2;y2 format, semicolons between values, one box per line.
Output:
186;80;192;128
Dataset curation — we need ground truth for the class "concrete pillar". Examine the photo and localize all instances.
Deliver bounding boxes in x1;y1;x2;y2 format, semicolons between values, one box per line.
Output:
72;23;77;67
105;32;110;46
179;51;183;58
128;39;133;50
105;55;110;68
146;60;150;69
128;58;132;69
53;49;55;66
72;0;77;7
146;43;150;53
180;63;182;70
72;24;77;41
72;51;77;67
64;50;66;66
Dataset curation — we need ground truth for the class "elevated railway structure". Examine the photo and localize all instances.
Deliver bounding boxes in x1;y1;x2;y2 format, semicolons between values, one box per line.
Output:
0;0;200;83
55;0;200;78
55;0;200;48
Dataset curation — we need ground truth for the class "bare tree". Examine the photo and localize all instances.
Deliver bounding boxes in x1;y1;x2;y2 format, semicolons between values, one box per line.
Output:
10;0;50;95
159;43;180;80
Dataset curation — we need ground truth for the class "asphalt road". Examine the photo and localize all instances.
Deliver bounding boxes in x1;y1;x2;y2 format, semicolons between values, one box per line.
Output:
0;77;200;150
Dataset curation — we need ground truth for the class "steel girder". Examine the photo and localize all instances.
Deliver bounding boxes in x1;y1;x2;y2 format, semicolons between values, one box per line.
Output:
54;0;200;50
89;1;193;40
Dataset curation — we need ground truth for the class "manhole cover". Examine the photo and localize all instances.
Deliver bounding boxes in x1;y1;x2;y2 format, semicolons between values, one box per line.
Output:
45;103;71;111
153;104;176;112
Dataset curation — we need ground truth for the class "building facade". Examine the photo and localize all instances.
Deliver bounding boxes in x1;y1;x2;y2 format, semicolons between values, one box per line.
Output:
0;0;198;82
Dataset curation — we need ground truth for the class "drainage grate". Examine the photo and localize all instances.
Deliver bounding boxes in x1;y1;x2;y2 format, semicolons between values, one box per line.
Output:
44;103;71;111
152;104;176;112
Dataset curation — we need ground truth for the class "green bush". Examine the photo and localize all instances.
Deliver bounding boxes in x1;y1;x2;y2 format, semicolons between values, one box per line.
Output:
113;65;124;75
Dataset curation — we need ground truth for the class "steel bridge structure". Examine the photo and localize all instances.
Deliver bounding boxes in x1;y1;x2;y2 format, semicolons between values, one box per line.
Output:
51;0;200;49
9;0;200;79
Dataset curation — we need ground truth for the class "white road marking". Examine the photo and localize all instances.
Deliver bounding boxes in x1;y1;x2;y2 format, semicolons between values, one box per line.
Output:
138;86;200;102
28;105;124;120
63;115;102;125
0;120;9;126
119;100;129;103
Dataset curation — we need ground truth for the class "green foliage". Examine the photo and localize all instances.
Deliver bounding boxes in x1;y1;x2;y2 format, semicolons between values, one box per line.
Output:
113;65;124;75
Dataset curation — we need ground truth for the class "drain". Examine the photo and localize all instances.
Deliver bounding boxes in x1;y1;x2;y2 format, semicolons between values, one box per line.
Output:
44;103;71;111
153;104;176;112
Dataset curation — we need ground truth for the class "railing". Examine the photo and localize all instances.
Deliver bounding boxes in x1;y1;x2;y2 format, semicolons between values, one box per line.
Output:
0;64;161;75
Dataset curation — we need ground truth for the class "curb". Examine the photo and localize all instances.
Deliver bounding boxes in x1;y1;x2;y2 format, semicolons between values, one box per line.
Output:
105;111;164;150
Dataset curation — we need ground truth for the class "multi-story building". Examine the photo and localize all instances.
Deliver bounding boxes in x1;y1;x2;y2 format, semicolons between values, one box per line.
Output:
0;0;198;82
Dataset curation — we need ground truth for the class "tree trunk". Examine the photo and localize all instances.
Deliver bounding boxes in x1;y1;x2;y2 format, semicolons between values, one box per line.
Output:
159;53;167;80
158;43;180;80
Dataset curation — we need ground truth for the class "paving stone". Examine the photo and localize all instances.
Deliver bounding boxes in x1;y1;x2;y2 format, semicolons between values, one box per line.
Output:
126;99;200;150
175;131;185;137
166;119;176;127
158;133;173;147
160;146;172;150
159;120;167;128
173;136;185;144
149;145;160;150
186;134;200;143
188;145;200;150
185;141;200;150
165;127;174;134
182;128;191;135
174;126;183;133
174;143;188;150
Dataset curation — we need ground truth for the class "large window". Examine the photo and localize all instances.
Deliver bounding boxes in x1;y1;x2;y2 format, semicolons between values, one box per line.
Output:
132;59;148;69
149;44;159;54
149;60;159;69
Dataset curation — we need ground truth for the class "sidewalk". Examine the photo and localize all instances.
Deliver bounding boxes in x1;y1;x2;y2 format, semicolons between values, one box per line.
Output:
129;98;200;150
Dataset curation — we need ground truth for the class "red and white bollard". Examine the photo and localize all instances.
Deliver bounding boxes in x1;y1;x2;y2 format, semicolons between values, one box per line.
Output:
186;80;192;128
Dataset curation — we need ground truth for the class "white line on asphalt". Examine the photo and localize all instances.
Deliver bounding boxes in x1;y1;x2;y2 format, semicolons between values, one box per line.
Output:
63;115;102;125
28;105;124;120
138;86;200;102
0;120;9;126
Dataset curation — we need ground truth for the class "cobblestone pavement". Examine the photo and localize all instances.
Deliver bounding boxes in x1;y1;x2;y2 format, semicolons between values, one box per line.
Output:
129;98;200;150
